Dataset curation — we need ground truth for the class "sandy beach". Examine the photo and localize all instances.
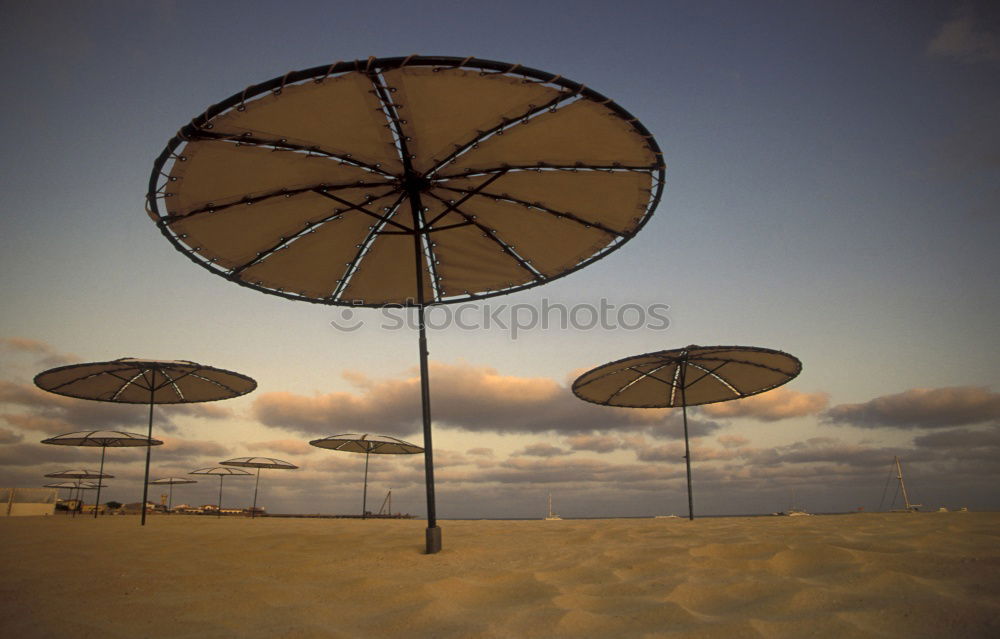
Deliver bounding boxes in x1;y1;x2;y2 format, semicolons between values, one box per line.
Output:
1;512;998;638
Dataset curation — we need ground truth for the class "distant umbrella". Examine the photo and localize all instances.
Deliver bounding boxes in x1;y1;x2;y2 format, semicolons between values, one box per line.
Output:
573;345;802;520
219;457;298;518
42;430;162;518
190;466;252;517
44;469;113;518
43;480;106;508
35;358;257;525
309;434;422;518
149;477;198;511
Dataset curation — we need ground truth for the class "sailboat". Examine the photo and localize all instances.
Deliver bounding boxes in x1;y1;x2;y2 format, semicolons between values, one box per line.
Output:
889;456;921;512
544;493;562;520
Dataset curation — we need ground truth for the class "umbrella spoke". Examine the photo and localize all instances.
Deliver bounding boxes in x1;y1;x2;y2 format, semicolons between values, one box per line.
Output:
314;190;413;234
329;196;409;302
454;164;659;178
683;361;742;398
109;370;153;401
424;89;583;179
183;129;397;179
423;191;543;281
423;169;509;229
162;180;397;224
436;185;626;239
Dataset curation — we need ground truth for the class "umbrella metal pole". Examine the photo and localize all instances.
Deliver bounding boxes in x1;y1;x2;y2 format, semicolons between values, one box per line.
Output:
252;468;261;519
141;384;155;526
409;198;441;553
362;451;370;519
217;476;224;518
94;445;107;519
679;363;694;521
168;484;173;512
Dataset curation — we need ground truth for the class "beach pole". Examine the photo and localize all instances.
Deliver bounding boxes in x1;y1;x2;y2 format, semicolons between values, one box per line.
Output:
94;445;107;518
141;381;155;526
409;192;440;554
680;360;694;521
217;476;223;518
251;467;261;519
362;451;370;519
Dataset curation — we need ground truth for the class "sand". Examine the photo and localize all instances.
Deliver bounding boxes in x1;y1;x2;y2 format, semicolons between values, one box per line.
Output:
1;512;998;638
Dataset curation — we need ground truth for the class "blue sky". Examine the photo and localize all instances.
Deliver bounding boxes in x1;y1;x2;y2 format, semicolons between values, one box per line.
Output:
1;1;997;518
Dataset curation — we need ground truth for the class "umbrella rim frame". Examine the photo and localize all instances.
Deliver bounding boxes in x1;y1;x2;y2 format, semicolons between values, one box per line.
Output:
33;358;258;405
150;477;199;485
145;54;667;308
189;467;254;476
571;344;803;409
219;456;300;469
308;434;424;454
40;430;164;447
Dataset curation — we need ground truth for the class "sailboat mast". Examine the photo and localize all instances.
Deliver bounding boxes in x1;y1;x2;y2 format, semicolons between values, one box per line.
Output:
895;456;913;510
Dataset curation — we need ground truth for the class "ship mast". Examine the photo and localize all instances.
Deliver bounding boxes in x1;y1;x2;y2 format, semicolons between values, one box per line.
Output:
895;456;914;511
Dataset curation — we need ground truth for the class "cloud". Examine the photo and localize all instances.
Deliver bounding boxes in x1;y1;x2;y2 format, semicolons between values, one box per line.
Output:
825;386;1000;429
0;337;79;366
466;447;494;457
252;362;679;437
700;388;828;422
564;434;624;453
0;427;23;444
244;439;316;457
0;379;232;436
0;442;87;467
514;443;570;457
155;436;231;463
927;9;1000;64
717;434;750;448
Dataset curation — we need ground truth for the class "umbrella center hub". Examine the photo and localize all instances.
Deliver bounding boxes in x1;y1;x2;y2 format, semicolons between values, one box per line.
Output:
401;172;431;195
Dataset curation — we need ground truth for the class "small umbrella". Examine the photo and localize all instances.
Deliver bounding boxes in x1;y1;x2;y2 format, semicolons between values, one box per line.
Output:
41;430;162;518
44;470;113;518
219;457;298;518
190;466;252;517
149;477;198;512
146;56;665;553
309;434;423;518
572;345;802;520
34;358;256;525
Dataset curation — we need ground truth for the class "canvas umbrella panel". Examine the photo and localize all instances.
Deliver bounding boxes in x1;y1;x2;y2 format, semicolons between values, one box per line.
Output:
34;358;257;525
149;477;198;512
146;56;665;552
190;466;252;517
572;345;802;520
42;430;162;518
309;434;422;519
219;457;298;518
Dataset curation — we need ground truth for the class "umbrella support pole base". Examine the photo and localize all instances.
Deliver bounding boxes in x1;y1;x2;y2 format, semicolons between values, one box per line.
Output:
425;526;442;554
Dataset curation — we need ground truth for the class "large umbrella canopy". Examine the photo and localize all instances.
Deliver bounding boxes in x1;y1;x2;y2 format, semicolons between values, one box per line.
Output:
42;430;162;518
35;358;256;526
150;477;198;511
310;434;423;519
147;56;664;552
190;466;252;517
220;457;298;518
572;345;802;520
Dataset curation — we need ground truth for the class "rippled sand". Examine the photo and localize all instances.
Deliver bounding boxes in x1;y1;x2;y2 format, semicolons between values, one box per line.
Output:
1;512;998;638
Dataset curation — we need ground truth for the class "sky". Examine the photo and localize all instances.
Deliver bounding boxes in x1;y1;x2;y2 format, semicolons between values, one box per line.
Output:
0;0;997;519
